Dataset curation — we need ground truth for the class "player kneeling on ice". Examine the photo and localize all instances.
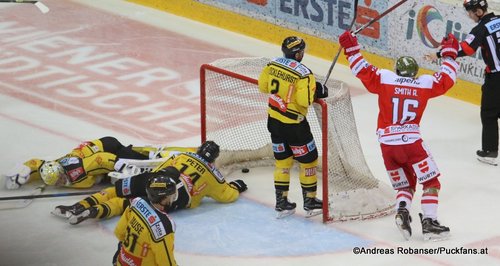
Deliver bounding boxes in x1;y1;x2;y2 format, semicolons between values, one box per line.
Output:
339;31;459;241
51;141;248;225
2;136;192;190
113;172;179;266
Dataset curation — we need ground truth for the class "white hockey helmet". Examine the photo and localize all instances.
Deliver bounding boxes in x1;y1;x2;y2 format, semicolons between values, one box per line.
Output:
39;161;69;186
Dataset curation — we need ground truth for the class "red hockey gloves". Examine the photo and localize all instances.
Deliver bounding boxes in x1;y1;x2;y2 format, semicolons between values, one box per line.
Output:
339;31;360;56
315;81;329;99
230;179;248;193
440;33;459;60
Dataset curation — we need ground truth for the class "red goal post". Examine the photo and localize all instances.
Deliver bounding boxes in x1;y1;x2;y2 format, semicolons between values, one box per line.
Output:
200;57;394;223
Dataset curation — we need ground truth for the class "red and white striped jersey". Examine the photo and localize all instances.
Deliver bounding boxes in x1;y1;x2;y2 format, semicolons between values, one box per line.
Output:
348;53;459;145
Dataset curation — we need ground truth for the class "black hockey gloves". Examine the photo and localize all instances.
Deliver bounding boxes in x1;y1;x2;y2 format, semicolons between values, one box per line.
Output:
230;179;248;193
315;81;329;99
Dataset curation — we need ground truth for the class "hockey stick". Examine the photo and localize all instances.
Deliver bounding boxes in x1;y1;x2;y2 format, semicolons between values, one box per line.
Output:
352;0;408;35
0;0;50;14
0;185;45;210
323;0;408;85
323;0;358;86
0;189;101;201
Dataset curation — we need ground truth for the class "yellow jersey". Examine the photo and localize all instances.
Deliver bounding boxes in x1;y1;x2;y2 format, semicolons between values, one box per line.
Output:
115;197;176;266
153;152;240;208
258;57;317;124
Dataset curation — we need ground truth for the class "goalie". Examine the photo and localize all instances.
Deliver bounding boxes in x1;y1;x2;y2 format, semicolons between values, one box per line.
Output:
51;141;248;225
3;136;193;190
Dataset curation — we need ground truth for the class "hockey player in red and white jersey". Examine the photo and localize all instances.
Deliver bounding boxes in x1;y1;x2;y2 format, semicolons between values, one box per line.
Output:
339;31;460;241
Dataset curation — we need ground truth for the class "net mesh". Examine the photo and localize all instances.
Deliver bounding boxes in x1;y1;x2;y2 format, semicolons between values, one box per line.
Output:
201;57;394;222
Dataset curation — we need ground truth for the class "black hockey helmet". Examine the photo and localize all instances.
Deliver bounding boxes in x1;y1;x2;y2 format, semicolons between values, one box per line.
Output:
146;171;178;205
464;0;488;11
281;36;306;59
196;140;220;163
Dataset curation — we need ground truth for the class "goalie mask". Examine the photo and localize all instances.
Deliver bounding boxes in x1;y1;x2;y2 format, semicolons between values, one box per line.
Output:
146;170;179;208
39;161;69;186
281;36;306;61
464;0;488;11
197;140;220;163
395;56;419;78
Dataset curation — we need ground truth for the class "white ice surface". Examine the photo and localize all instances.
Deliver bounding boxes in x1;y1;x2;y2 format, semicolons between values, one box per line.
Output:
0;1;499;265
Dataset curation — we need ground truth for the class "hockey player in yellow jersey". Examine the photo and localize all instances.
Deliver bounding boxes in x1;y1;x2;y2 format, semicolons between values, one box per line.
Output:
113;171;179;266
51;141;247;225
258;36;328;218
154;140;247;208
3;136;193;190
3;137;148;189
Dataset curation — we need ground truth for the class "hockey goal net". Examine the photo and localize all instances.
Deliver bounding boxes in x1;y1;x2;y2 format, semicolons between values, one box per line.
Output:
200;57;394;223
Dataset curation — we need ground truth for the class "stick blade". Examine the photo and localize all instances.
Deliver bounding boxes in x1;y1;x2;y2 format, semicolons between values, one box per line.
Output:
0;186;44;210
34;1;49;14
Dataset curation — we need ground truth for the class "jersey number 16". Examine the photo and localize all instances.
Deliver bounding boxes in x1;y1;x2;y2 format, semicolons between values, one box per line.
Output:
392;98;418;124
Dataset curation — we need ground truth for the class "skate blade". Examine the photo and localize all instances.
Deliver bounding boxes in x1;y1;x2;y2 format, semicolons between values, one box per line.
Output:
477;157;498;166
68;210;89;225
423;231;450;242
305;209;322;218
395;216;411;241
51;209;71;219
276;209;296;219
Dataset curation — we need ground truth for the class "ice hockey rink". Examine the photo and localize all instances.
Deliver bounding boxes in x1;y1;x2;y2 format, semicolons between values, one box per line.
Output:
1;0;500;265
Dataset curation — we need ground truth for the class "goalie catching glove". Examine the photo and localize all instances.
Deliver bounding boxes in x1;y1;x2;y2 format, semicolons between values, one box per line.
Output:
439;33;459;60
339;31;360;56
4;164;31;190
230;179;248;193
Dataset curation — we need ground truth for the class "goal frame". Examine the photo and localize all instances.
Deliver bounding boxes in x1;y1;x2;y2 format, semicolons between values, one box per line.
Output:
200;63;333;222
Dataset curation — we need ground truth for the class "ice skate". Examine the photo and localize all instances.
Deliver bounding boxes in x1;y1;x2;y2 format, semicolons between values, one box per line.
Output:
303;195;323;218
395;201;412;240
275;190;296;219
51;203;85;219
419;213;450;241
476;150;498;166
68;206;98;225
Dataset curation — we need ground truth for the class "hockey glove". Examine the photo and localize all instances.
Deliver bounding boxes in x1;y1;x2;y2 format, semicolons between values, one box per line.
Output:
339;31;360;56
4;164;31;190
315;81;329;99
440;33;459;60
230;179;248;193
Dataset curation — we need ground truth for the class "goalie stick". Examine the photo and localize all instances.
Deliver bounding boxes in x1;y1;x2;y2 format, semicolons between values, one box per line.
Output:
0;188;101;202
0;0;50;14
323;0;408;85
0;185;45;210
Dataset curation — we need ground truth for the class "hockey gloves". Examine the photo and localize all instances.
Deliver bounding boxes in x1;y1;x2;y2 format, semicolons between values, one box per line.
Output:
315;81;329;99
4;164;31;190
230;179;248;193
339;31;360;56
440;33;459;60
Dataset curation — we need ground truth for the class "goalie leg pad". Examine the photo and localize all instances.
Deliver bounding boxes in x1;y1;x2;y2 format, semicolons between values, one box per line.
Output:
112;158;168;179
